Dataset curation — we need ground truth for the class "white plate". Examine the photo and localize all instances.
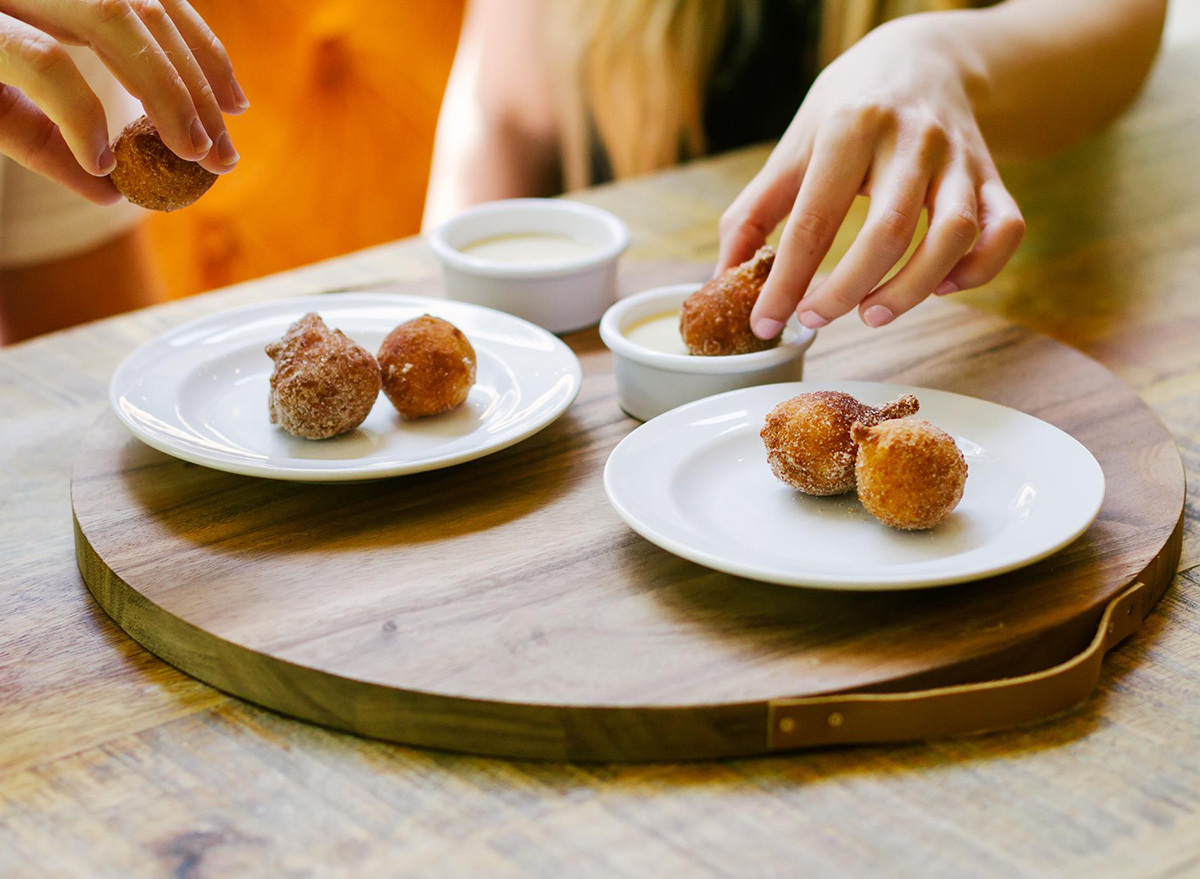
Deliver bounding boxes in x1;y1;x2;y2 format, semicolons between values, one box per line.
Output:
110;293;582;481
604;381;1105;590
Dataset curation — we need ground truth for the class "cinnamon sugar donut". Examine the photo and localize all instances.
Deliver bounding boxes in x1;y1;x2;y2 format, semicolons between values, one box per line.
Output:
266;313;381;439
681;246;778;356
109;116;217;212
761;391;919;495
377;315;476;418
852;419;968;530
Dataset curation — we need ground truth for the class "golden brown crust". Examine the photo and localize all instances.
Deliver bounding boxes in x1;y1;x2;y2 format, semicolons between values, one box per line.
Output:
877;394;920;421
378;315;476;418
680;246;779;356
109;116;217;212
266;313;381;440
853;419;968;530
761;391;920;495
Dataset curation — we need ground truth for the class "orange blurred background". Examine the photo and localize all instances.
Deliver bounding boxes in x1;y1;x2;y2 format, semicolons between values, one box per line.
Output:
146;0;465;298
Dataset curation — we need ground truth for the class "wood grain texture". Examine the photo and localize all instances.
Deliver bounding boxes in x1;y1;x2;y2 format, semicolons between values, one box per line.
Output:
70;265;1183;761
5;25;1200;877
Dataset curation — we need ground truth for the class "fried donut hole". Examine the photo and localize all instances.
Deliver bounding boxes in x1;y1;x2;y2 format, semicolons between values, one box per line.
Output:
761;391;920;495
377;315;476;418
266;313;381;440
681;246;778;356
109;116;218;212
852;419;968;530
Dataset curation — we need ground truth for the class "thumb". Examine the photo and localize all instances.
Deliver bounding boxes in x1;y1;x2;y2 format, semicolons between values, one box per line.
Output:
0;86;121;205
715;163;800;275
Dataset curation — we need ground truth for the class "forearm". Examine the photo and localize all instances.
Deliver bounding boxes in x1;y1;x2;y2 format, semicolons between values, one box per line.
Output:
421;104;559;231
910;0;1167;158
420;0;560;231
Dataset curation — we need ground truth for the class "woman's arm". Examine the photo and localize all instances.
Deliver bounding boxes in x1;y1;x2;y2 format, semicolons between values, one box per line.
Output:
719;0;1167;336
421;0;560;231
937;0;1168;159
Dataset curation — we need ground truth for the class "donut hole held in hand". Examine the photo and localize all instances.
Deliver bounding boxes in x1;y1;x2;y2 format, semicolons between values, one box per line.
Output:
680;246;779;356
109;116;217;212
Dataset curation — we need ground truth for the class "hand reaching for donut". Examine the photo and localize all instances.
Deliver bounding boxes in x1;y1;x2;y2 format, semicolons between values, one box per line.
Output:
0;0;246;205
717;14;1025;336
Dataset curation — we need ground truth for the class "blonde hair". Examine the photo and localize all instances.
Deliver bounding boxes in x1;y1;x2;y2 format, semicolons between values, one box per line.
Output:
544;0;743;189
546;0;982;189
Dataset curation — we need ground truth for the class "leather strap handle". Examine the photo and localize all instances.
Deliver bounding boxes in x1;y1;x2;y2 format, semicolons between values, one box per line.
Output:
768;579;1152;750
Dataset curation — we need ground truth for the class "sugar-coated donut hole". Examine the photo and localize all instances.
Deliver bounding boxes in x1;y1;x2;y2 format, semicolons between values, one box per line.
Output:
109;116;217;212
680;246;780;356
377;315;477;418
266;313;381;440
761;390;920;495
853;418;968;530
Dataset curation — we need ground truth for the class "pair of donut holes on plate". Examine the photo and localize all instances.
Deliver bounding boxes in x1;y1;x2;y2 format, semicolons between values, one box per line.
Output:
762;390;968;531
266;314;477;441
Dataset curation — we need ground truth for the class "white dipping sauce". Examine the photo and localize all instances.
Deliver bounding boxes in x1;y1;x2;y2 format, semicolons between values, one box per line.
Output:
624;311;689;356
458;233;597;265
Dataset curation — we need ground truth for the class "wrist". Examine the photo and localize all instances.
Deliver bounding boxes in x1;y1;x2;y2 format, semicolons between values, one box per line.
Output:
871;12;994;115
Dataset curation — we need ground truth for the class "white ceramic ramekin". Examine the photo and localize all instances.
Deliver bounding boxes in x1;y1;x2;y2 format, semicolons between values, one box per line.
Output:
599;283;818;421
428;198;630;334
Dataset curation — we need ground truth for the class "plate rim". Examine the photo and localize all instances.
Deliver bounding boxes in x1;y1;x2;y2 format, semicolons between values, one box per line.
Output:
109;291;583;482
603;380;1106;591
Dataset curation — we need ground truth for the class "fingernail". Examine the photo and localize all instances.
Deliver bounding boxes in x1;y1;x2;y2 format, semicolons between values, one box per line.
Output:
752;317;784;340
190;117;213;154
863;305;894;328
216;131;239;166
97;146;116;175
935;280;959;297
798;311;829;329
231;79;250;111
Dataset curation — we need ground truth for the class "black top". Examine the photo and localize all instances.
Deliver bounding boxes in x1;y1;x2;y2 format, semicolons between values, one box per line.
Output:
590;0;820;184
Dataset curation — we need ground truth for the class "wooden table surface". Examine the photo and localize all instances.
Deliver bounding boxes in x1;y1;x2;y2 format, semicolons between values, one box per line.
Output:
5;26;1200;879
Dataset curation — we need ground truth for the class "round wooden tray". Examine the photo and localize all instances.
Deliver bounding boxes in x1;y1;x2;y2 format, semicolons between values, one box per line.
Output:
73;263;1185;761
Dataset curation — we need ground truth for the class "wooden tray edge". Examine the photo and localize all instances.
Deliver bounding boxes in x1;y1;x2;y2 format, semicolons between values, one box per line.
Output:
73;502;1183;762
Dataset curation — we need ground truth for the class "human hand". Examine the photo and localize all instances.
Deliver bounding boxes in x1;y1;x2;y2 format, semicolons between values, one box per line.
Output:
717;14;1025;336
0;0;246;205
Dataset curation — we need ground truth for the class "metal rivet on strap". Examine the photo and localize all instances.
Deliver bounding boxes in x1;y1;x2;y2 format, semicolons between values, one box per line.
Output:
827;712;844;728
778;717;796;733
